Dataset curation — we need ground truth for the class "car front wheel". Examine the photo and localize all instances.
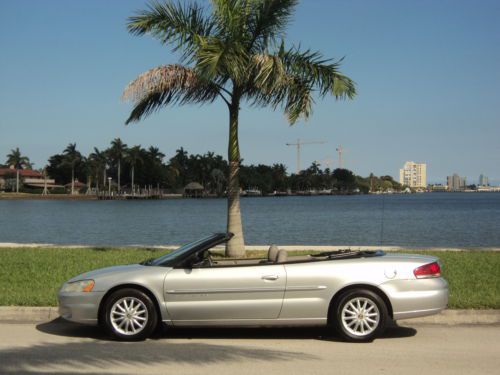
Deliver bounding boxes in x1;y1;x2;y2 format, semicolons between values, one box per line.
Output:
334;289;388;342
102;288;157;341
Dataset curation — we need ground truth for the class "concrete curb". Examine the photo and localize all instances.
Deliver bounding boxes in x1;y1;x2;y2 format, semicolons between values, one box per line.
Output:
396;309;500;326
0;307;499;325
0;306;59;323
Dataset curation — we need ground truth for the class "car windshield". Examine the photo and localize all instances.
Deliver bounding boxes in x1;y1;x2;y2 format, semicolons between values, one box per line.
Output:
144;236;215;267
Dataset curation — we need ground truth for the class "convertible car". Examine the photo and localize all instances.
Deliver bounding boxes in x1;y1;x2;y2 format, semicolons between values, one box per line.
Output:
58;233;448;342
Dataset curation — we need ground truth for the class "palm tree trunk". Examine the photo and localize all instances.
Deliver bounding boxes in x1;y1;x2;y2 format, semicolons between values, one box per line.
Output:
16;169;19;193
131;165;135;195
225;100;245;257
118;159;121;194
71;167;75;195
87;175;92;195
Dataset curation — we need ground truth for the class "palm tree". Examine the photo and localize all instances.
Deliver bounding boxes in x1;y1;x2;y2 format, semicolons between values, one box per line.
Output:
6;147;31;193
109;138;128;193
211;168;226;196
63;143;82;195
80;156;93;195
126;146;144;193
148;146;166;164
89;147;108;190
123;0;356;256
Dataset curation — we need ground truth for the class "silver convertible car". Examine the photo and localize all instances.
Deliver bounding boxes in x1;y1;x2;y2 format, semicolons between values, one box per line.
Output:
59;233;448;342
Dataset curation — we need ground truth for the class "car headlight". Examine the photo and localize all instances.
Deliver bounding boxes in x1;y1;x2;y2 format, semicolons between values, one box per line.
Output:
61;279;95;293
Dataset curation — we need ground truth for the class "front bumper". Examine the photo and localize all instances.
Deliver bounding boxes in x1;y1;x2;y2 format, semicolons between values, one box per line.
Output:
380;277;449;320
58;291;105;325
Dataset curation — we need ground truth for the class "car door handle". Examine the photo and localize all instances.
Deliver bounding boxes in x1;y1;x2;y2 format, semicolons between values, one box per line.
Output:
261;275;279;281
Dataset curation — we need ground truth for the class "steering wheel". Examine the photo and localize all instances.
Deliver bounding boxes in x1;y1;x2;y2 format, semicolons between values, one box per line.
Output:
194;251;213;267
205;252;214;267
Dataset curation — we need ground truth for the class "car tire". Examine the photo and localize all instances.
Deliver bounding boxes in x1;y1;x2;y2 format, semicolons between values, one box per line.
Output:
102;288;158;341
333;289;388;342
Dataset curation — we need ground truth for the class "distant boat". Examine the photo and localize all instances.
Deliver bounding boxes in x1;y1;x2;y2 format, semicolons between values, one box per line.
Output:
244;188;262;196
318;189;332;195
272;191;289;196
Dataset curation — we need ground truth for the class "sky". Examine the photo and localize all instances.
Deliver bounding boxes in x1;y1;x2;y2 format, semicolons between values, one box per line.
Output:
0;0;499;184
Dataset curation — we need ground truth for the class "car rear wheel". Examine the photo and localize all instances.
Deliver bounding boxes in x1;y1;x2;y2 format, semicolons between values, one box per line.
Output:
102;288;157;341
333;289;388;342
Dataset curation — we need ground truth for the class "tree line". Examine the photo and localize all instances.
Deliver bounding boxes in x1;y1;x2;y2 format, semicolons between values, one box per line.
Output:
2;140;402;195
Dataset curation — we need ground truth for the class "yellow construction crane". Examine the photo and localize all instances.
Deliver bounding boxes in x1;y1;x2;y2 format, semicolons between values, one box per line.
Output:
286;139;327;174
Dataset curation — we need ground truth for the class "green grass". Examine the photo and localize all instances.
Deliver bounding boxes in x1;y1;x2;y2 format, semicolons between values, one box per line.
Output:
0;247;498;308
0;247;167;306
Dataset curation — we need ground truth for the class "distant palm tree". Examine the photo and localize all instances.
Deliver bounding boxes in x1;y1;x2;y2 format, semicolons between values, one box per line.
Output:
123;0;356;256
80;156;93;195
147;146;165;164
6;147;31;193
126;146;144;193
109;138;128;193
89;147;108;190
210;168;226;196
63;143;82;195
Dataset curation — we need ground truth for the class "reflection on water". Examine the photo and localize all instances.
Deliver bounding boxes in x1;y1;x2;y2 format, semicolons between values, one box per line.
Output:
0;193;499;247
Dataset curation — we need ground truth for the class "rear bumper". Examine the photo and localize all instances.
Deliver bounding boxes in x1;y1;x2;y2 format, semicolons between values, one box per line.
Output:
380;277;449;320
58;291;105;325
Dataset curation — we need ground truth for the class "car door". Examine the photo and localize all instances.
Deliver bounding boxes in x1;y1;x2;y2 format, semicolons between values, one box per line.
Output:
164;264;286;322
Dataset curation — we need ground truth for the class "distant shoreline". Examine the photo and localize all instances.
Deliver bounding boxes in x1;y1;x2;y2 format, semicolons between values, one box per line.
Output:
1;191;499;201
0;193;98;200
0;243;498;252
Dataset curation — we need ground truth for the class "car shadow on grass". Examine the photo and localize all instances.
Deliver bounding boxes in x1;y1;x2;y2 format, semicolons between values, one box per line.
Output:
36;317;417;342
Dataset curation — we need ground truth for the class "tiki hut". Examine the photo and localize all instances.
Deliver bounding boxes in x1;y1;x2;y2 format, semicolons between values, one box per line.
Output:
184;182;205;198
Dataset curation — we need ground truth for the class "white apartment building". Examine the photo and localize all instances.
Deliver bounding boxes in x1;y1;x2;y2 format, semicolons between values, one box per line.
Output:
399;161;427;188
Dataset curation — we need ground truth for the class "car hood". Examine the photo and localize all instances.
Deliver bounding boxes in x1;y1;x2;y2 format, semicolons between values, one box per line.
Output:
68;264;144;282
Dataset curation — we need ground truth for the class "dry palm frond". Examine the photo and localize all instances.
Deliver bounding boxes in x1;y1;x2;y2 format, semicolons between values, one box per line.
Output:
122;64;209;102
122;64;220;124
251;53;286;92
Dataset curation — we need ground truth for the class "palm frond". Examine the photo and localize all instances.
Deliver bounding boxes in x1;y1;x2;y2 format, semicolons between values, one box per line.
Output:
127;0;214;62
195;37;248;84
247;0;298;51
280;45;356;99
122;65;221;124
250;72;313;124
282;76;313;124
210;0;253;41
125;1;356;126
250;53;286;92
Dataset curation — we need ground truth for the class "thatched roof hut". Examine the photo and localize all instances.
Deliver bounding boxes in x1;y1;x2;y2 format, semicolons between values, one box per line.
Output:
184;182;205;198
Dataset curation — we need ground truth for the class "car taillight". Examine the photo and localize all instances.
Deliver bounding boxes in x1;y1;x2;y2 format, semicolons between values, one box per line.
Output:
413;262;441;279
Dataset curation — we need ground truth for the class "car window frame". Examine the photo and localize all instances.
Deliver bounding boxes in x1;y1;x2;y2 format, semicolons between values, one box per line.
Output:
166;234;232;268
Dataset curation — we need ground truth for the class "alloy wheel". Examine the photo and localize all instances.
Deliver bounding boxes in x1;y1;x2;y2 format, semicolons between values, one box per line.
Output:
110;297;149;336
341;297;380;337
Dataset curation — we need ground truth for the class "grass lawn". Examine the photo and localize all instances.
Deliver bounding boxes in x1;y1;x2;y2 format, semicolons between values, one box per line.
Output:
0;247;498;309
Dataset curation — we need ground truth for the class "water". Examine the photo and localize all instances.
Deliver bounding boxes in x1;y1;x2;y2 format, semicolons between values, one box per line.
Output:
0;193;499;247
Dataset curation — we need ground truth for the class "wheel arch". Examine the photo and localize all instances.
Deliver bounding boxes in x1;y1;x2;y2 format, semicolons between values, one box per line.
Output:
97;283;163;326
327;284;393;324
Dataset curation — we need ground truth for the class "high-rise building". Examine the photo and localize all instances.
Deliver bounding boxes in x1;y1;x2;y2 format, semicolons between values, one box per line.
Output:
447;174;467;191
399;162;427;188
479;174;489;186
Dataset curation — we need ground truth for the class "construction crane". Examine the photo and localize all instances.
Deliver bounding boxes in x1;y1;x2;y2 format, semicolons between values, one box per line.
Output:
336;145;345;169
286;139;327;174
